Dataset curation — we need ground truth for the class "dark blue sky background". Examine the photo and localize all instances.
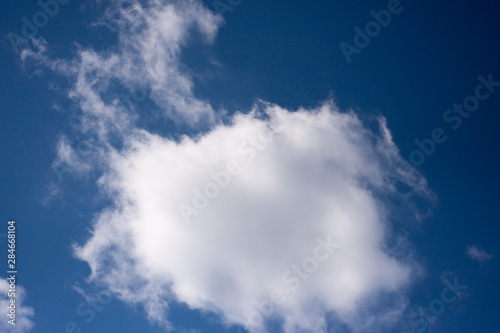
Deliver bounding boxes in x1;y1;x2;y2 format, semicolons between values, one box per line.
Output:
1;0;499;332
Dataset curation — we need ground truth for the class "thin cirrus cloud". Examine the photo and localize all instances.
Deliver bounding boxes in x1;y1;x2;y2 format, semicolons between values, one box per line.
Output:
20;0;434;332
466;246;493;263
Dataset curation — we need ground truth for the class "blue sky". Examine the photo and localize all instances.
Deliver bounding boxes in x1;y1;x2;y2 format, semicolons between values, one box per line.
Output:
0;0;499;332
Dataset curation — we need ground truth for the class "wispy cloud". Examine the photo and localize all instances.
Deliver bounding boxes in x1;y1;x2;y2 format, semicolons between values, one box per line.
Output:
467;246;493;263
21;0;223;136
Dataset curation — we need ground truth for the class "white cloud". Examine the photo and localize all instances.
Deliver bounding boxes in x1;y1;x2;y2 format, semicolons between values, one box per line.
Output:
21;0;434;332
0;278;35;332
466;246;493;263
52;136;93;177
74;101;431;333
21;0;223;136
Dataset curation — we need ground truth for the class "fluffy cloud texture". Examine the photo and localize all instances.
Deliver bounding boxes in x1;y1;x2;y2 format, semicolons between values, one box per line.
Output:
0;278;35;332
74;101;431;332
22;0;433;332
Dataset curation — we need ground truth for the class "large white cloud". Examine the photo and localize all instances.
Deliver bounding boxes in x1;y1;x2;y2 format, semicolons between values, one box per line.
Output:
74;101;431;332
20;0;433;332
